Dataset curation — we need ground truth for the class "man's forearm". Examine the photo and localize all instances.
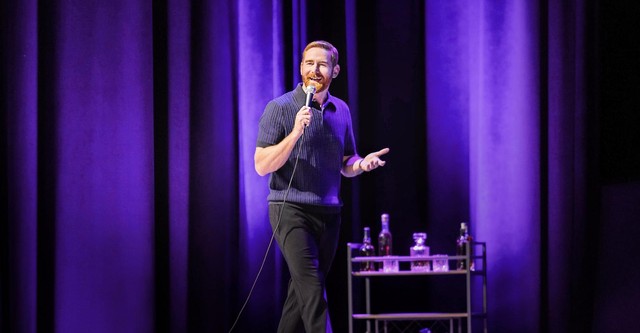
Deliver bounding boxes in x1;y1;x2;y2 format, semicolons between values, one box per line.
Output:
341;155;364;178
254;131;302;176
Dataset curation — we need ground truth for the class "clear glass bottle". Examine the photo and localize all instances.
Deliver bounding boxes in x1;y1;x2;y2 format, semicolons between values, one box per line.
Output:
359;227;375;271
456;222;475;270
410;232;430;272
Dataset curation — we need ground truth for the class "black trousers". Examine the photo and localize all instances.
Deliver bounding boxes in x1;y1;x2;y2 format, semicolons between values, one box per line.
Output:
269;202;342;333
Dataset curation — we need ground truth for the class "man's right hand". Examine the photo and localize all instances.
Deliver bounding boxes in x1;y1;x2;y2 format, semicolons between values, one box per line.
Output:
293;106;313;135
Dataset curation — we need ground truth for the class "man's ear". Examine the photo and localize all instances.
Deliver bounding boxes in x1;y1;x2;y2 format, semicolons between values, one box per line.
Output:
332;64;340;78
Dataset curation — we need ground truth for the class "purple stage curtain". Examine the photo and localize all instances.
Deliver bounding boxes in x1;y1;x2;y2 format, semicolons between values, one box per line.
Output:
467;2;543;332
2;0;39;332
0;0;292;332
425;1;546;332
2;0;638;333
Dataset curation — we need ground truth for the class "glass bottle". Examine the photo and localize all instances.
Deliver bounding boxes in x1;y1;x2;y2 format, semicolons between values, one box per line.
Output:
359;227;375;271
378;213;395;272
378;213;392;257
410;232;430;272
456;222;475;270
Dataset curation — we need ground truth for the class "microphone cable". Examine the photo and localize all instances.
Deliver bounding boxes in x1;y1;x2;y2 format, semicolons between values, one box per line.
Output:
228;128;306;333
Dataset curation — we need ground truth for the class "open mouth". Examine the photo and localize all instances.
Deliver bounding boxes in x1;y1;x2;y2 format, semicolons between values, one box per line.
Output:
304;75;324;91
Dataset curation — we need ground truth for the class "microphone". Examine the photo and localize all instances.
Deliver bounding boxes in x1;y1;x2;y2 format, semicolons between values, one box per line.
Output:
304;85;316;107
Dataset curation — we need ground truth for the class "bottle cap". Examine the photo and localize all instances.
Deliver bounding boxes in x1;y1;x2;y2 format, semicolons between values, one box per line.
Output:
381;213;390;222
412;232;427;240
461;222;467;229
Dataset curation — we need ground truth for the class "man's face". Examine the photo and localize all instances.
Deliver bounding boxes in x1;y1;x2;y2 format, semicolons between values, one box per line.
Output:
300;47;338;93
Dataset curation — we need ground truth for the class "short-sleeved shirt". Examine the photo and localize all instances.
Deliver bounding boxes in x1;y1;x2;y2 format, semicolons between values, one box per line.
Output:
256;83;357;207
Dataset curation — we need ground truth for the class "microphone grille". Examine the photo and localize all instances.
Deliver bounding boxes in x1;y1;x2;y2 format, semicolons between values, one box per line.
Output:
305;85;316;94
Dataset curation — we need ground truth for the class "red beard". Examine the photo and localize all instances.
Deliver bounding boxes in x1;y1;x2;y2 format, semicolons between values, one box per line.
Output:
303;74;327;93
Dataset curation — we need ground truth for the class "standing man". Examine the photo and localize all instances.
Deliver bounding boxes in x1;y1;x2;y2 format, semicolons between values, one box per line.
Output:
255;40;389;332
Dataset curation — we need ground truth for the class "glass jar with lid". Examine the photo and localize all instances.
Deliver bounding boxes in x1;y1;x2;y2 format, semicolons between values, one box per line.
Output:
410;232;430;272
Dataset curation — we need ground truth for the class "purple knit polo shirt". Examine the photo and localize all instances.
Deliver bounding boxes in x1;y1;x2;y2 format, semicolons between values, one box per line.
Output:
256;84;357;206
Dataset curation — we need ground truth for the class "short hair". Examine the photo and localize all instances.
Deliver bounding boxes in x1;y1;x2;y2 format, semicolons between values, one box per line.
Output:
302;40;339;67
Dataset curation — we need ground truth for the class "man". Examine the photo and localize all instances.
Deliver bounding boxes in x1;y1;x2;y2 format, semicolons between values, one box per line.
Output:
255;40;389;332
